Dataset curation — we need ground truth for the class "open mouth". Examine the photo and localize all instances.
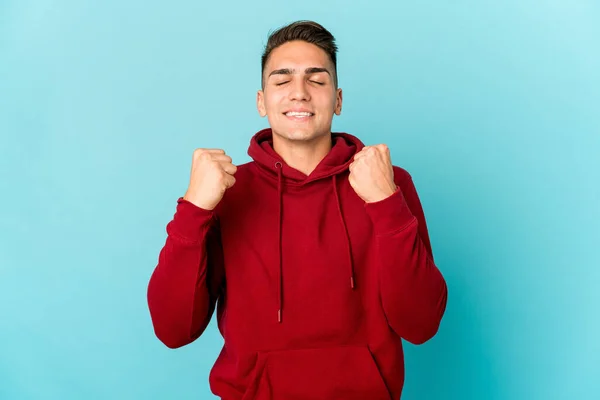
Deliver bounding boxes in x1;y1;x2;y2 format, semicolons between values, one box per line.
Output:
283;111;314;120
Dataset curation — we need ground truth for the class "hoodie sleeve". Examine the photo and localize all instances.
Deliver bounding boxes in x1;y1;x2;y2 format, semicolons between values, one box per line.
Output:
147;198;225;349
364;170;448;345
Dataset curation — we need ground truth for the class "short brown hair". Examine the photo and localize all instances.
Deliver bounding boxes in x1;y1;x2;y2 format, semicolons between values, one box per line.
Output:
261;20;338;88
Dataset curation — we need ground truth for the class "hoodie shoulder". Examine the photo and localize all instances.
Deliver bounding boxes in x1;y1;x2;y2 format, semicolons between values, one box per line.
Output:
235;161;258;178
231;160;266;187
392;165;413;186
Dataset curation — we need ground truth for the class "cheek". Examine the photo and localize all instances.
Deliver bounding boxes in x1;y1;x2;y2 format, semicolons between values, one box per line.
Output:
315;92;338;111
265;93;286;111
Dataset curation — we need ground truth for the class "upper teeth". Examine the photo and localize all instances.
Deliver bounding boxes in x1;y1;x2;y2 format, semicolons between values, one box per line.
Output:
286;112;312;116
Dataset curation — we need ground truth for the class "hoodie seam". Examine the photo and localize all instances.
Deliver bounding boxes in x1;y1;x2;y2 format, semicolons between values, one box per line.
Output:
373;216;418;238
167;231;205;247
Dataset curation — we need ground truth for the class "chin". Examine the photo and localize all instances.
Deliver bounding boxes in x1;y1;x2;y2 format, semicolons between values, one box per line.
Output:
273;127;329;143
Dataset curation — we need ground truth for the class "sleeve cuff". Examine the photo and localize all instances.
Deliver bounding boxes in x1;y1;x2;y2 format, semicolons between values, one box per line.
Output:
167;197;217;241
364;187;416;235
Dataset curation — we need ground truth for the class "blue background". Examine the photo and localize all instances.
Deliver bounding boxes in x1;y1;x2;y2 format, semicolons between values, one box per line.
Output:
1;1;599;399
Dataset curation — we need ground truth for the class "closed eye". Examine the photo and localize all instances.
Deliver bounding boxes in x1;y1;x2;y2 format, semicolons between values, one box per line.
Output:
275;81;289;86
310;80;324;85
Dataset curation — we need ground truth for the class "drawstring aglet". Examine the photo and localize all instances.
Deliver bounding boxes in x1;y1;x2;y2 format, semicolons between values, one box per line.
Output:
350;276;355;289
278;309;282;323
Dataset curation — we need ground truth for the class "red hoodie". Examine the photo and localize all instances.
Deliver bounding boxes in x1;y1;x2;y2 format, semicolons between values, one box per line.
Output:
147;128;448;400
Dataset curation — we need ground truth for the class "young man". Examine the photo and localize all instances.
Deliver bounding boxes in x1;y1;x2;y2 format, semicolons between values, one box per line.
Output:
147;20;448;400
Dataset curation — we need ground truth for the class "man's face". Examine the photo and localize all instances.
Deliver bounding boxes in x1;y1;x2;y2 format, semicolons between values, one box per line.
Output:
257;40;342;143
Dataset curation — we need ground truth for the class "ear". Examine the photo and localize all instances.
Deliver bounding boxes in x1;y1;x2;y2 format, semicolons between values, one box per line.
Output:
334;88;343;115
257;90;267;117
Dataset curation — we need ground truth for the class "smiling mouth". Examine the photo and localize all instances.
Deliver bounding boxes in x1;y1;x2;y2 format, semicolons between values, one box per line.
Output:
284;111;314;117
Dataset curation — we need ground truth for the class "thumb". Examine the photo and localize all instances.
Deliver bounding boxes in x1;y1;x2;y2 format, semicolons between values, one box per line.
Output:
224;174;236;189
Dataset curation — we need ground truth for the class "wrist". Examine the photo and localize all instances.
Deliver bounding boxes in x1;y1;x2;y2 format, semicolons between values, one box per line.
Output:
365;184;398;203
183;191;216;211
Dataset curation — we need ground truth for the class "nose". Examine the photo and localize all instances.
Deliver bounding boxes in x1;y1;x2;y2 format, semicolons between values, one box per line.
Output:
288;79;310;102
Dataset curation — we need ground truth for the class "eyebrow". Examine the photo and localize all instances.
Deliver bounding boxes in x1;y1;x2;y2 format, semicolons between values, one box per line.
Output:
268;67;331;78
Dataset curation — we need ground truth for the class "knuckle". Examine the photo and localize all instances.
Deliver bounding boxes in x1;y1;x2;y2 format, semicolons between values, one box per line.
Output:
195;150;210;160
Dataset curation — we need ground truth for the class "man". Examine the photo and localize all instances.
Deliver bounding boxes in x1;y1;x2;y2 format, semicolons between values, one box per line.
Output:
147;20;447;400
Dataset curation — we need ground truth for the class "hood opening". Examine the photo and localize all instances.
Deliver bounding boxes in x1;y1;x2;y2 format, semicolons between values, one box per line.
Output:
248;128;365;186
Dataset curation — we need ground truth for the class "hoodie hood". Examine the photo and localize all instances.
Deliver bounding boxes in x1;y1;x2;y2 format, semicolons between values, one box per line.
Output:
247;128;365;323
248;128;365;185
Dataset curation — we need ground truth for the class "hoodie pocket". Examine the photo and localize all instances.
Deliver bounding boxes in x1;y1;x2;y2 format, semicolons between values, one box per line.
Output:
241;345;390;400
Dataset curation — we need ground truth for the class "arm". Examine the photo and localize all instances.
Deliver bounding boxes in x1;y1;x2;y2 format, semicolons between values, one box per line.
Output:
365;171;448;345
147;198;225;349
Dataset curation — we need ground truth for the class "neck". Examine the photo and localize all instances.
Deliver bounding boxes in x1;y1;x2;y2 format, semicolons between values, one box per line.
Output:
272;133;333;176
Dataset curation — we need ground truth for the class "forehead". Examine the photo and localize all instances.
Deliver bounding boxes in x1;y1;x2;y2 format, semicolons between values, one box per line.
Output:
266;40;332;71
